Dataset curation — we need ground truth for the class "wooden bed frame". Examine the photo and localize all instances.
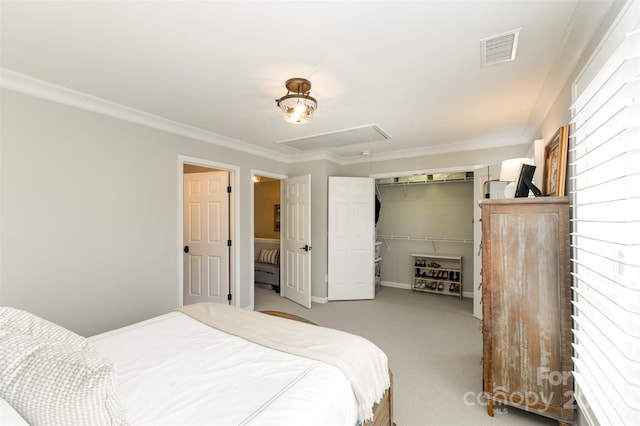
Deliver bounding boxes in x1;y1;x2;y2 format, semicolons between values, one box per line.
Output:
261;310;393;426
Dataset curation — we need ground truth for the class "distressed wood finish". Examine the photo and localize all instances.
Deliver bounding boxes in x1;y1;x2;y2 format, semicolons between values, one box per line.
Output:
364;369;394;426
480;197;573;424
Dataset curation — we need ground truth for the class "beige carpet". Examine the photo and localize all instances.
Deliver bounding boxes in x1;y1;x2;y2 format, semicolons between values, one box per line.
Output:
254;285;554;426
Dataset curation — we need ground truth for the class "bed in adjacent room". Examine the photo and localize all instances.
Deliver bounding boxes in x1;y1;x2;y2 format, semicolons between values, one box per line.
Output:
0;303;392;426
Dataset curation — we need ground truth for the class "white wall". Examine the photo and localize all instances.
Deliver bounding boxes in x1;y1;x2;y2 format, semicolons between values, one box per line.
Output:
0;89;288;336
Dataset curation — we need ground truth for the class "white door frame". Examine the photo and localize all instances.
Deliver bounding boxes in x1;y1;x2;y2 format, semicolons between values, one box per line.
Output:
249;169;287;310
177;155;240;307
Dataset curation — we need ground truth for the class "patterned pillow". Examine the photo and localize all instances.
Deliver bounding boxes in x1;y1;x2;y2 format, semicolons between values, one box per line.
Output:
0;330;127;426
0;307;92;350
257;248;280;265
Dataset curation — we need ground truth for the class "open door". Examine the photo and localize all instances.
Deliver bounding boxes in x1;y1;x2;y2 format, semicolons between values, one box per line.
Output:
281;174;311;308
328;177;375;300
183;170;230;305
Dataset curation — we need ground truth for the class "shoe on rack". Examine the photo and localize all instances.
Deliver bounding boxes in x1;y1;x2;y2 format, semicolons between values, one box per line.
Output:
438;282;444;291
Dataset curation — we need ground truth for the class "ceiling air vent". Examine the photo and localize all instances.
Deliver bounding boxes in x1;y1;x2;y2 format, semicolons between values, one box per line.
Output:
481;28;520;67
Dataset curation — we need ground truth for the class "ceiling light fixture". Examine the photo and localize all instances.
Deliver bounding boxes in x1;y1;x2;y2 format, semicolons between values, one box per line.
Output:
275;78;317;124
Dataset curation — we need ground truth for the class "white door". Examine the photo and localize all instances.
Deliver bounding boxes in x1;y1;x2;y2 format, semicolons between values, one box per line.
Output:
183;171;230;305
282;174;312;308
328;177;375;300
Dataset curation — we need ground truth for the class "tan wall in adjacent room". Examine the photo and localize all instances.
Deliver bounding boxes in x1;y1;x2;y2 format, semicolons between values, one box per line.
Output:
254;180;281;239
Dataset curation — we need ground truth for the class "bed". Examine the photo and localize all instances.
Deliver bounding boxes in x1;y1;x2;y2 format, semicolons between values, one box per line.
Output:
0;304;392;426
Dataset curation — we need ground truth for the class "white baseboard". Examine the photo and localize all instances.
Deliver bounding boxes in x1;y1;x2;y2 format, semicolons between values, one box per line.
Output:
312;296;328;304
381;281;412;290
382;281;473;299
311;284;471;304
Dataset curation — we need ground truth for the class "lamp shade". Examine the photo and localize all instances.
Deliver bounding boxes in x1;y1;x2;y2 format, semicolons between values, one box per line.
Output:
500;157;532;198
500;157;532;182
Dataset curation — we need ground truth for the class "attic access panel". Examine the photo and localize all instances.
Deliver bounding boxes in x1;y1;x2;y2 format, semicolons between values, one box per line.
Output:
276;124;391;152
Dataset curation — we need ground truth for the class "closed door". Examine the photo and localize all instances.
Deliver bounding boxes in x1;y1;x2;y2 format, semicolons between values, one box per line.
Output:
328;177;375;300
183;171;229;305
282;174;311;308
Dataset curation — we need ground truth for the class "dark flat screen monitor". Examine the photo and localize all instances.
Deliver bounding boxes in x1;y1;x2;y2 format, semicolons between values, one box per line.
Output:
515;164;542;197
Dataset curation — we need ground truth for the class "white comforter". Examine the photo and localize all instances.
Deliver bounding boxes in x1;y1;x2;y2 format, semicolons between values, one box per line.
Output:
89;312;359;426
177;302;389;422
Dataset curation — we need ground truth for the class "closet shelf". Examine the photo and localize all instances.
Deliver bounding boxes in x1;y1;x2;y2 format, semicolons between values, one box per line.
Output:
378;234;473;244
376;172;474;186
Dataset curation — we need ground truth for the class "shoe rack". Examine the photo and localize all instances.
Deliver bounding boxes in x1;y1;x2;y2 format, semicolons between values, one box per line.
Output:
411;253;462;299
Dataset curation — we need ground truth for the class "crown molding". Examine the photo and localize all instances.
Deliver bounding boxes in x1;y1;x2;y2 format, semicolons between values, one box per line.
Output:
0;69;289;163
340;136;530;165
1;69;530;167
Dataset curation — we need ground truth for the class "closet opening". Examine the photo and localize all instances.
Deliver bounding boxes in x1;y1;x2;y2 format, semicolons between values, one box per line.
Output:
373;169;476;315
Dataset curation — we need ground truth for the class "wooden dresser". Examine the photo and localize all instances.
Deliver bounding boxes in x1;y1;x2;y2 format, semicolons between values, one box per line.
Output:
479;197;573;424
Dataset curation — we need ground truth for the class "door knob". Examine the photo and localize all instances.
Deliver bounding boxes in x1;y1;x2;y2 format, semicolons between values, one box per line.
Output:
299;244;312;252
184;245;190;253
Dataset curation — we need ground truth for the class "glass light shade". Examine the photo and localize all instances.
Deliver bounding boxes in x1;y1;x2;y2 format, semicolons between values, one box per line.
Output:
277;94;317;124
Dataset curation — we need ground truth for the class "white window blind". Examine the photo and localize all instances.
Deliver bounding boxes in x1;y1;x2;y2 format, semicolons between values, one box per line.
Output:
569;20;640;426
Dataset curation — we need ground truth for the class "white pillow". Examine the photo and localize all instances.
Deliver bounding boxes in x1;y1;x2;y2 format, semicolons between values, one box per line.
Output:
0;396;29;426
0;307;91;350
0;323;127;425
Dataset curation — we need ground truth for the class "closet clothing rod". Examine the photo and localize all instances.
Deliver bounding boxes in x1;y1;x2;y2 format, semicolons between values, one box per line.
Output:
377;234;473;244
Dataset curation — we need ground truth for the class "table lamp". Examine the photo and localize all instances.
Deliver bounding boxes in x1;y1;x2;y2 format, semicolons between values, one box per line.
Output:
500;158;532;198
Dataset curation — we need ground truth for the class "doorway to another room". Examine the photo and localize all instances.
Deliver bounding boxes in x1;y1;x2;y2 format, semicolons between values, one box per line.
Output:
179;157;237;308
252;174;282;304
252;172;312;310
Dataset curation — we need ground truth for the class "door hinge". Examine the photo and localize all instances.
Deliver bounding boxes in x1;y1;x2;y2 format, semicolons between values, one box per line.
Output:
227;239;232;247
227;293;232;302
227;185;232;193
